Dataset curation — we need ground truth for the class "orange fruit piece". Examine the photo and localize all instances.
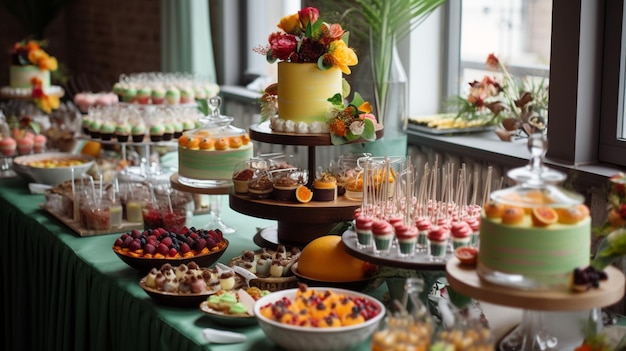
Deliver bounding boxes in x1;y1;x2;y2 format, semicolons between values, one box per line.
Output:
228;136;242;148
501;206;525;225
199;137;215;150
531;206;558;227
80;141;101;158
484;201;505;219
556;204;589;224
295;184;313;203
455;246;478;266
298;235;368;281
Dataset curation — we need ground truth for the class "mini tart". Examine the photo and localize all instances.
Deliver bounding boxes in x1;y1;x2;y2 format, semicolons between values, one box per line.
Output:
312;174;337;202
272;176;299;202
247;176;273;199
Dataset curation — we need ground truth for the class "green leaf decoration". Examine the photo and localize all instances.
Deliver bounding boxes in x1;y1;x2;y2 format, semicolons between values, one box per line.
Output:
330;133;348;145
350;92;366;109
266;50;276;64
342;78;351;98
196;98;209;116
327;93;344;107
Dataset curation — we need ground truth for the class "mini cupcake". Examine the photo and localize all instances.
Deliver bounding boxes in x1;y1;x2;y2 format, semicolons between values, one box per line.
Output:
16;136;33;155
123;86;137;103
81;116;92;135
99;121;116;141
182;119;196;132
89;119;102;139
115;121;131;142
131;123;146;142
179;86;195;104
149;123;165;142
450;221;472;249
395;224;418;257
162;123;175;141
428;226;450;259
33;134;47;153
112;82;125;100
165;87;180;105
136;87;152;104
247;173;273;199
172;120;184;138
151;86;166;104
232;168;254;194
312;173;337;202
272;174;300;202
269;259;285;277
0;137;16;156
372;219;394;254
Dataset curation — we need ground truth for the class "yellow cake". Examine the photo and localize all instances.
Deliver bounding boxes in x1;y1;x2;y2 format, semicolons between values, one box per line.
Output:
276;62;342;126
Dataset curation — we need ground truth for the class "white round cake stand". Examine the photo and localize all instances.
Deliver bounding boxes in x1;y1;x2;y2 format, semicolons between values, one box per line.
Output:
446;258;625;351
170;173;235;234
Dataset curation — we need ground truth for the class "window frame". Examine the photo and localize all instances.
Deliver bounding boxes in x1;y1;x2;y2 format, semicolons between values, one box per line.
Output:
598;0;626;166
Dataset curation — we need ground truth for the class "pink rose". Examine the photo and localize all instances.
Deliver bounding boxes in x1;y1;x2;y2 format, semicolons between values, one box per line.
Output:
361;113;378;126
298;7;319;27
268;32;297;61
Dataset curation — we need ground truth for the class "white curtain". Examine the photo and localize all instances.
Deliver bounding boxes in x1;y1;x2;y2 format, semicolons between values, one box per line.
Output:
161;0;217;82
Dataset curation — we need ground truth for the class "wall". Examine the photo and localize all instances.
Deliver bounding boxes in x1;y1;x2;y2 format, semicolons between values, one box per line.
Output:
0;0;161;89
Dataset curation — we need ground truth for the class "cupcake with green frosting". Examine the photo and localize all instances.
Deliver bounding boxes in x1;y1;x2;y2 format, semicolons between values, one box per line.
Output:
99;121;116;141
165;87;180;105
149;123;165;142
115;121;132;142
131;122;146;142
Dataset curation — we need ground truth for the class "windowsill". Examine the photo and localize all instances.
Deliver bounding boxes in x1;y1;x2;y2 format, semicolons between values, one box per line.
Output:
219;84;621;184
406;127;622;184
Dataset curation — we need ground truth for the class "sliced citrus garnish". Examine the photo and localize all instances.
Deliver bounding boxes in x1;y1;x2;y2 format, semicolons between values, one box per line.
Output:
501;206;525;225
295;184;313;203
455;246;478;266
531;206;558;227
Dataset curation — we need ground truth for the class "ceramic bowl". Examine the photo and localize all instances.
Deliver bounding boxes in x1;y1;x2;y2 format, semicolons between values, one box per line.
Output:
253;287;385;351
13;152;95;185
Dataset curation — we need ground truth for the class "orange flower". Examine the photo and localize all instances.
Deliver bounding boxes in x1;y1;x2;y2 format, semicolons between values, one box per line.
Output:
26;40;40;51
326;40;358;74
329;117;348;137
278;13;301;34
358;101;373;114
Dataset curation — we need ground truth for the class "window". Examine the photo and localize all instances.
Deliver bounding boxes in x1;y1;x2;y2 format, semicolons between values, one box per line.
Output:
599;0;626;166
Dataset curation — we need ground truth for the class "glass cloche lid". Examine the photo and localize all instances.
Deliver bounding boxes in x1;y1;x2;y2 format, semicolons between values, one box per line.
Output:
489;133;584;208
193;96;246;137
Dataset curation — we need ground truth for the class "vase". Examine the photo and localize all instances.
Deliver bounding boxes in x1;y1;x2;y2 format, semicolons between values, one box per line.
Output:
359;37;409;157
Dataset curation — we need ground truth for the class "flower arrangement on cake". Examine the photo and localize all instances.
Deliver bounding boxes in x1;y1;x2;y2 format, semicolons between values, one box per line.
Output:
8;40;60;113
259;6;357;72
11;40;58;71
447;53;549;141
327;92;377;145
257;6;378;143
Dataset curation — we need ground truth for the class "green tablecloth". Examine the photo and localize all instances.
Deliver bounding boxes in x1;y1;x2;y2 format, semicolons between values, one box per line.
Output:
0;176;379;351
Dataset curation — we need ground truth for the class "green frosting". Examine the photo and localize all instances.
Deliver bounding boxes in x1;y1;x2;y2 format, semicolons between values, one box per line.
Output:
228;302;247;314
131;124;146;134
207;295;220;304
219;292;237;305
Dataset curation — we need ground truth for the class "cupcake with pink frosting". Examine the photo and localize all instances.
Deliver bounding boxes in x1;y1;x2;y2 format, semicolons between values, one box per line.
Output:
33;134;47;153
0;137;16;156
465;215;481;246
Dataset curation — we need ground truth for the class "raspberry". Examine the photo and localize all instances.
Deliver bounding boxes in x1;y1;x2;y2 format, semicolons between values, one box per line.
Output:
129;238;142;252
195;238;207;251
168;247;178;257
144;243;156;255
156;243;169;255
114;238;124;247
180;242;191;254
160;237;173;247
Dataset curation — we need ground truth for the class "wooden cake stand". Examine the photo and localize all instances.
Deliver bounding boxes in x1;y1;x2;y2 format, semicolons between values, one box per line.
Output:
446;258;625;350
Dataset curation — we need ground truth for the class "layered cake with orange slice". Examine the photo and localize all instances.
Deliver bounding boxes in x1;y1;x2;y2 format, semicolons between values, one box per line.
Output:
177;99;253;183
477;134;591;289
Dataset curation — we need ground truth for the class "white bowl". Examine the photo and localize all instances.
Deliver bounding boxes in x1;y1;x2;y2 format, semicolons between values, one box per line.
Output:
13;152;95;185
253;287;385;351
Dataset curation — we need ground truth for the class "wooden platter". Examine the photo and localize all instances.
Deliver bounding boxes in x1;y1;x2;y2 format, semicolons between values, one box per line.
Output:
40;203;142;237
445;257;625;311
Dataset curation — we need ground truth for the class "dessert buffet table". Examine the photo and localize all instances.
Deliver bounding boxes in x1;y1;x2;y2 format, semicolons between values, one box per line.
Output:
0;176;376;351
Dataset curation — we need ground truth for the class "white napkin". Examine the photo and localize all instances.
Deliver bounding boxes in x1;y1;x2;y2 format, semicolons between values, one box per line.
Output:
203;328;247;344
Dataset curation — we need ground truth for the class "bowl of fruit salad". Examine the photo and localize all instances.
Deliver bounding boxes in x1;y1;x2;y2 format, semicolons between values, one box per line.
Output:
253;285;385;351
112;226;228;273
13;152;95;185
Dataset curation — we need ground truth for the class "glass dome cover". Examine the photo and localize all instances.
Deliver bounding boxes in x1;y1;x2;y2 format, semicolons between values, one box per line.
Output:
489;133;584;208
